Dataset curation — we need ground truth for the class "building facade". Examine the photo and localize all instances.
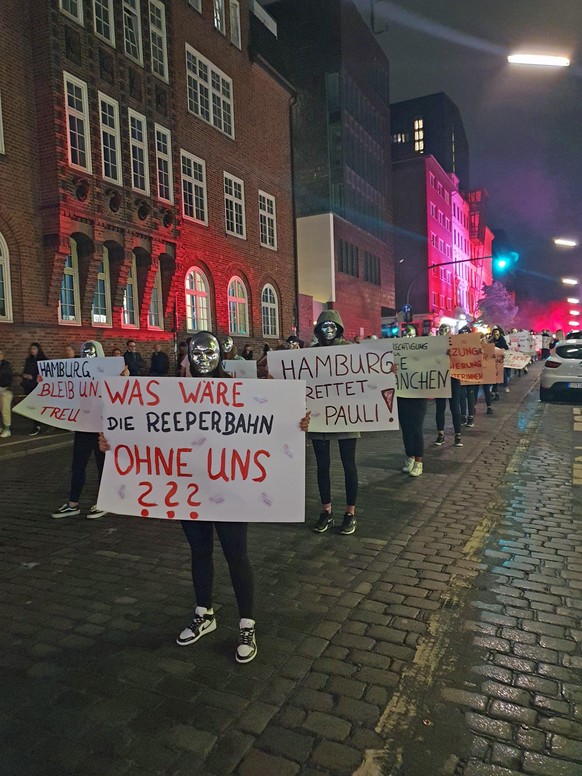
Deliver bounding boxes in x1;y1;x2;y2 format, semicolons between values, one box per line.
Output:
0;0;295;365
268;0;395;342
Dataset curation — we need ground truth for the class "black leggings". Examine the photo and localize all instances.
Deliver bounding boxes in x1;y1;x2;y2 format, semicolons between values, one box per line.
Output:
312;438;358;506
69;431;105;502
436;377;462;434
398;397;427;458
181;522;254;619
459;385;476;418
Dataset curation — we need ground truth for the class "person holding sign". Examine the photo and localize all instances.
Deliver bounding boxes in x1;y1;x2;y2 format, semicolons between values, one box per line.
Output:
435;324;463;448
309;311;359;536
397;326;427;477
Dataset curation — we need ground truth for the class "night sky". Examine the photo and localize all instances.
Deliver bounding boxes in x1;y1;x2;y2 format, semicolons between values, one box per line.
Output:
352;0;582;310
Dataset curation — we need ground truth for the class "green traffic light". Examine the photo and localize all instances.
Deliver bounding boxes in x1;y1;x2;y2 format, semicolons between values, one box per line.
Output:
493;251;519;273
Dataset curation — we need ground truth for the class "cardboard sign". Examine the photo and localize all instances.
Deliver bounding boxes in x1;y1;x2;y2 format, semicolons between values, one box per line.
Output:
223;360;257;379
392;336;451;398
449;333;483;382
267;341;398;433
96;377;306;522
462;343;504;385
13;357;125;431
504;350;531;369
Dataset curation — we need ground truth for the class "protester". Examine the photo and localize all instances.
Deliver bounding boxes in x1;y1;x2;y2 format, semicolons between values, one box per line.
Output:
241;344;254;360
22;342;47;436
458;325;476;428
112;347;122;358
286;336;301;350
65;344;77;358
257;343;270;378
398;326;426;477
221;336;244;361
123;339;144;376
434;324;463;447
176;341;188;376
99;330;310;664
149;343;170;376
550;329;565;350
0;348;14;438
489;326;509;399
310;311;359;535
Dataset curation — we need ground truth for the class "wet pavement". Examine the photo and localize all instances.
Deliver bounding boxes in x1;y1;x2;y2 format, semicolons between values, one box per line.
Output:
0;364;581;776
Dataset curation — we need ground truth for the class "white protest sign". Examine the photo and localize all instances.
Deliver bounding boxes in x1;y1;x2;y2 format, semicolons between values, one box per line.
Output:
267;341;398;433
449;333;483;382
510;332;536;354
96;377;306;522
535;335;543;352
14;357;125;431
542;335;552;350
504;350;531;369
392;336;451;398
223;360;257;379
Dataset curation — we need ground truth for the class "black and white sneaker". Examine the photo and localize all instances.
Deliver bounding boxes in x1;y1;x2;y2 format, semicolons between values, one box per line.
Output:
51;503;81;519
176;608;216;646
465;417;475;428
338;513;357;535
461;415;467;425
236;620;257;664
487;406;494;415
313;511;334;533
434;432;445;446
454;434;463;447
87;504;107;519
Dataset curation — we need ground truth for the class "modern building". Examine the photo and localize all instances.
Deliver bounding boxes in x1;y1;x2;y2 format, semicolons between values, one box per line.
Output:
267;0;396;342
390;92;470;192
0;0;295;364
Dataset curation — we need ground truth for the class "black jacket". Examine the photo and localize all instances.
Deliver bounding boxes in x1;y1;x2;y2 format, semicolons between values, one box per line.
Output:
124;350;144;376
0;359;13;389
149;351;169;376
22;355;40;394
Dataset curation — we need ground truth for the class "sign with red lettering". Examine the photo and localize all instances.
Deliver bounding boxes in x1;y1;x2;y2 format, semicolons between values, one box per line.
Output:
96;377;306;522
13;357;124;431
267;341;398;433
449;333;483;382
461;343;503;385
504;350;531;369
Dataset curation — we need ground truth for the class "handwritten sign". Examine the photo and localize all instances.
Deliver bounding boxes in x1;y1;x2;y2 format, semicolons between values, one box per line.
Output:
462;343;503;385
392;336;451;398
267;341;398;433
14;357;124;431
96;377;306;522
509;332;536;354
223;360;257;379
449;333;483;382
504;350;531;369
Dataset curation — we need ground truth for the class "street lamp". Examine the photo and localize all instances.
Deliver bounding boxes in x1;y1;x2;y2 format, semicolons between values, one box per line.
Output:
508;53;570;67
554;238;578;247
562;278;579;285
567;297;579;304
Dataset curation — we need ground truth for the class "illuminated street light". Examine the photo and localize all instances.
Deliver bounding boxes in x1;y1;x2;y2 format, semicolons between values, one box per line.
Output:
570;310;580;316
567;298;579;304
554;238;578;247
562;278;579;285
568;321;579;327
508;54;570;67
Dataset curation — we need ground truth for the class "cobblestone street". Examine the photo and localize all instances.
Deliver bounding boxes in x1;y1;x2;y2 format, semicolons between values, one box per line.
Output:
1;364;581;776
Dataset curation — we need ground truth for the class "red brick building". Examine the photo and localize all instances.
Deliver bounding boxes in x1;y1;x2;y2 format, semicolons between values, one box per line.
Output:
0;0;295;366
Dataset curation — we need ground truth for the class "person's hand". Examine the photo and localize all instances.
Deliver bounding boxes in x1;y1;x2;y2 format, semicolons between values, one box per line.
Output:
120;366;130;376
299;411;311;432
98;432;111;452
36;375;43;382
390;362;398;374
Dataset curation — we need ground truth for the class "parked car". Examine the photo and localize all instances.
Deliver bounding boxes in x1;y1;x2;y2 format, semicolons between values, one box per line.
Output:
540;339;582;401
566;330;582;340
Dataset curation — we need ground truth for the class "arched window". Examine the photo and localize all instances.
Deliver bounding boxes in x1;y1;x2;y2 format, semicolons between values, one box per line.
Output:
261;284;279;338
227;276;248;335
185;267;211;332
0;231;12;322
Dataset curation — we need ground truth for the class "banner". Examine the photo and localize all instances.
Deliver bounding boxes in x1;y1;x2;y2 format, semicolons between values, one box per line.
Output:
96;377;306;522
14;357;125;431
223;360;257;379
392;336;451;398
449;333;483;382
462;343;504;385
267;341;398;433
504;350;531;369
509;332;536;354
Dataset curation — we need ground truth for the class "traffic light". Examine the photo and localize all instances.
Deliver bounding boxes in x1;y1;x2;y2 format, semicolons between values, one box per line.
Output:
493;251;519;274
390;324;400;337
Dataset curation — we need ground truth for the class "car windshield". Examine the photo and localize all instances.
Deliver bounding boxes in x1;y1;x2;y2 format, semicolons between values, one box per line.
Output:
566;331;582;340
555;344;582;359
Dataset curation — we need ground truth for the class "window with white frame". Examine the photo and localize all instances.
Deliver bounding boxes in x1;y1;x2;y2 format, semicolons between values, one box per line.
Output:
148;269;163;328
149;0;168;81
229;0;241;48
189;0;202;11
213;0;225;33
64;73;92;172
59;242;81;325
185;45;234;138
259;191;277;249
123;0;143;64
224;173;245;238
155;124;173;202
60;0;84;25
0;232;13;322
0;91;4;155
93;0;115;45
122;256;139;326
185;268;211;332
181;151;207;223
128;108;149;194
228;276;248;335
98;93;122;185
261;284;279;338
91;249;112;326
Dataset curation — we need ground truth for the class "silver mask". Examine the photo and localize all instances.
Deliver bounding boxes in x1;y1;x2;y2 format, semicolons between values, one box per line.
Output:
189;332;221;376
221;336;234;355
81;341;98;358
320;321;338;342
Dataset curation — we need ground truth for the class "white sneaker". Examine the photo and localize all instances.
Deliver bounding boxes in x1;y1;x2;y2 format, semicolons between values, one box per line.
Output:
505;387;510;393
409;461;423;477
402;456;414;473
0;429;11;438
236;619;257;664
87;504;108;519
176;607;216;646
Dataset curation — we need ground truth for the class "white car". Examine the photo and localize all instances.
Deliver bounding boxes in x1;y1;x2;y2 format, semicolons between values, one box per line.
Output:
540;339;582;401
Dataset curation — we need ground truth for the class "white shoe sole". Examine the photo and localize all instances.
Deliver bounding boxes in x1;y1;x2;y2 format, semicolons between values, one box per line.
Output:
176;618;217;646
51;510;81;519
87;511;108;519
236;644;257;664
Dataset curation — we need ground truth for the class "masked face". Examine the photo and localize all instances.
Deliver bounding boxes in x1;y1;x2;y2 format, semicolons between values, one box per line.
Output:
492;330;500;340
189;332;221;376
320;321;338;342
402;326;417;338
221;336;234;355
438;325;450;336
81;341;98;358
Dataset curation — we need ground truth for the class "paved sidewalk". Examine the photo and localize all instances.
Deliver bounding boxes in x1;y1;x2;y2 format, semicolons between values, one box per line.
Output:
0;365;580;776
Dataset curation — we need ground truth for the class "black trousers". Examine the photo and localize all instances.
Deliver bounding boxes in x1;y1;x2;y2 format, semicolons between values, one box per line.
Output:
312;438;358;506
436;377;462;434
475;384;492;407
69;432;105;503
459;385;476;418
181;521;254;619
398;397;427;458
